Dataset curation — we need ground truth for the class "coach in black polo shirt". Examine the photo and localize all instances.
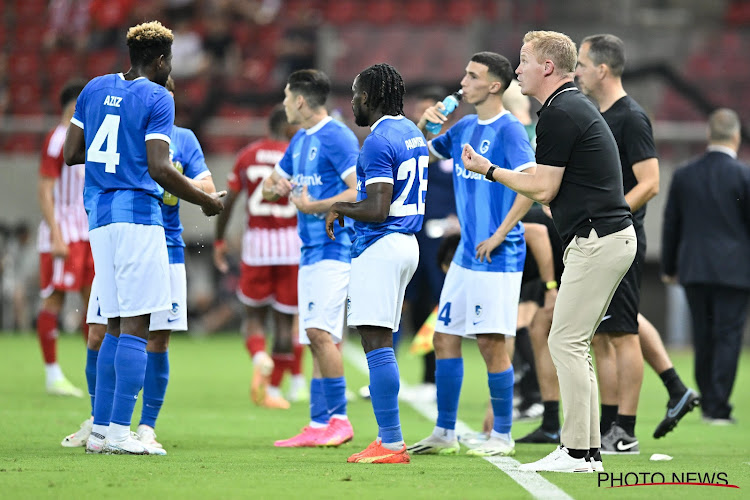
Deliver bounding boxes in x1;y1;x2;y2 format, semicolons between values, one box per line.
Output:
462;30;636;473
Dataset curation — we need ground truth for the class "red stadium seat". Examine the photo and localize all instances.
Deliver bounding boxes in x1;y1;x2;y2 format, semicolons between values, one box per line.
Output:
8;82;45;115
2;132;41;153
324;0;357;25
405;0;438;25
14;0;47;21
8;53;41;80
369;0;396;25
45;50;83;82
85;49;123;78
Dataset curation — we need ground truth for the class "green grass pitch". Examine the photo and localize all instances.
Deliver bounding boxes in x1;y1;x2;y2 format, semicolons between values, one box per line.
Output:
0;332;748;499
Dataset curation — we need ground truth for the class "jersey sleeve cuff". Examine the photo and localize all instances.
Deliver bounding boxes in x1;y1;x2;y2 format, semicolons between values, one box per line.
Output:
513;161;536;172
340;165;356;180
70;117;84;129
192;170;212;181
428;141;447;160
365;177;394;186
274;163;292;180
145;133;171;144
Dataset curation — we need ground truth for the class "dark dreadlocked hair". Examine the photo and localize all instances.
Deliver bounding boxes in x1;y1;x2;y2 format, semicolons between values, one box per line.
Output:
357;63;405;116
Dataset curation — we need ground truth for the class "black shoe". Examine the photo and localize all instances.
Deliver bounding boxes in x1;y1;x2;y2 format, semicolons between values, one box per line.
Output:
516;426;560;444
653;388;700;439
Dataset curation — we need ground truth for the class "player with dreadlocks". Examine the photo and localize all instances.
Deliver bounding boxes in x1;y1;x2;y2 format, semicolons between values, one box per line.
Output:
326;63;428;464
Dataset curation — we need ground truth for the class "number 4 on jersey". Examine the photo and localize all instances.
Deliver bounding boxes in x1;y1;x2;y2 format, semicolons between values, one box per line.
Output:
88;114;121;173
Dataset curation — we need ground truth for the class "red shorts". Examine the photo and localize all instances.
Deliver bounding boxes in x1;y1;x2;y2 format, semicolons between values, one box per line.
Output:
39;241;95;298
238;263;298;314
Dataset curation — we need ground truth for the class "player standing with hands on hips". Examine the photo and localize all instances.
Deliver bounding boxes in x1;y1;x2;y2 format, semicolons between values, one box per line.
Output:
326;63;427;464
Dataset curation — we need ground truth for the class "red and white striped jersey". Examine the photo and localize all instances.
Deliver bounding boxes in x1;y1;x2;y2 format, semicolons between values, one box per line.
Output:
228;138;300;266
37;124;88;252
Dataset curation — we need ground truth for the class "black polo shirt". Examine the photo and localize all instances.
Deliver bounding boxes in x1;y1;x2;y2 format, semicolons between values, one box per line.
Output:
535;82;632;247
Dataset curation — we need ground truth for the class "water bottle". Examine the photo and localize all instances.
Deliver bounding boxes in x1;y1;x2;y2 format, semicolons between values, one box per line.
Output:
425;89;463;135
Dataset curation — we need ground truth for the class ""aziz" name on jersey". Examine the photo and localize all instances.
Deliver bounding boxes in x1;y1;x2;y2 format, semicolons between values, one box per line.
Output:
103;95;122;107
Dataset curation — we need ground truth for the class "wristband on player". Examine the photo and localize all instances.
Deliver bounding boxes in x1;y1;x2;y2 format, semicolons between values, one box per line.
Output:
214;239;226;250
485;165;497;182
545;280;558;290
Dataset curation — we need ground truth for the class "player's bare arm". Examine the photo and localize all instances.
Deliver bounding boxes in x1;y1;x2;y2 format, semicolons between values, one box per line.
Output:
475;180;535;263
626;157;659;212
189;174;216;194
213;187;239;273
38;175;69;258
262;170;292;201
523;221;558;311
292;172;357;214
462;144;564;205
325;182;393;240
62;124;86;166
147;139;225;216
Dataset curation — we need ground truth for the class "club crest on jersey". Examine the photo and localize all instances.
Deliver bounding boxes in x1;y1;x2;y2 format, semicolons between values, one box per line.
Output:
479;140;491;154
475;305;482;317
308;301;315;312
171;302;179;315
346;296;351;314
308;147;318;161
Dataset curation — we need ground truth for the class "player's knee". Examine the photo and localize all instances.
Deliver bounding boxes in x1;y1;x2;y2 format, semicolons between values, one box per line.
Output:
87;324;107;349
433;332;460;357
147;331;170;352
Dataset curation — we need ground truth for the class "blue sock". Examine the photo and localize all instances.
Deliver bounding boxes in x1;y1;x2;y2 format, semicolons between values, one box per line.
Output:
392;324;402;354
322;376;347;418
86;348;98;416
110;334;148;427
310;378;329;425
435;357;463;430
140;350;169;429
93;334;118;426
488;367;514;434
366;347;402;444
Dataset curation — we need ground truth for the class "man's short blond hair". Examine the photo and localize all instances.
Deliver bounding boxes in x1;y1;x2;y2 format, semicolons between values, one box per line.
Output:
523;31;577;75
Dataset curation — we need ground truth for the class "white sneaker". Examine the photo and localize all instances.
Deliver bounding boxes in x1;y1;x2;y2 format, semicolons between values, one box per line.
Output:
85;432;107;454
136;424;163;449
466;436;515;457
518;446;593;473
105;433;167;455
407;434;460;455
61;417;93;447
590;456;604;472
46;378;84;398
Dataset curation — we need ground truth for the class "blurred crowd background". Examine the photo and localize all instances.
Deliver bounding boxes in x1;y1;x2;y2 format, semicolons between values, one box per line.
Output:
1;0;749;342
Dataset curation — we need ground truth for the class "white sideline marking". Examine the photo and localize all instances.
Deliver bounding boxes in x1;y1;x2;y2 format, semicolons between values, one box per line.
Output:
343;343;573;500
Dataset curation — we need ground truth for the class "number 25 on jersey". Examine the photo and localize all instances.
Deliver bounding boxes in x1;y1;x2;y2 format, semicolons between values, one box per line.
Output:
88;114;121;174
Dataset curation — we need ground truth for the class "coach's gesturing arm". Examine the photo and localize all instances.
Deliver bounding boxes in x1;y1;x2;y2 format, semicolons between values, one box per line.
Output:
462;144;564;205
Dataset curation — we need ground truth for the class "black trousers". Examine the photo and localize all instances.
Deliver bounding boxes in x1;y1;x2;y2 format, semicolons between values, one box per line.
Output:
683;284;749;419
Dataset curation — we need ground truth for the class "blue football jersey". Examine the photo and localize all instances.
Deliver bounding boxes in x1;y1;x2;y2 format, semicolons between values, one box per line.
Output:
72;73;174;230
161;125;210;258
430;111;535;272
275;117;359;266
351;116;429;258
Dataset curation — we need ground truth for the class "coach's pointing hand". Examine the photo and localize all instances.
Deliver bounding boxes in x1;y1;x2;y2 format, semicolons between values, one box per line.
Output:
461;144;492;176
201;190;226;217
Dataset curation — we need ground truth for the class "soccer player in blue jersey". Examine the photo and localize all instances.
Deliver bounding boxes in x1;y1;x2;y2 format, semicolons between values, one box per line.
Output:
69;76;217;452
407;52;536;457
262;69;359;448
326;63;426;464
63;21;224;455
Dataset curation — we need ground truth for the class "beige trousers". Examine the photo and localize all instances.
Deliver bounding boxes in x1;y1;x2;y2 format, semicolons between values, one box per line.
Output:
549;225;637;450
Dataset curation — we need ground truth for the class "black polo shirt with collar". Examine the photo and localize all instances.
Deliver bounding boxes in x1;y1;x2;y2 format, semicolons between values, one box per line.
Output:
535;81;632;247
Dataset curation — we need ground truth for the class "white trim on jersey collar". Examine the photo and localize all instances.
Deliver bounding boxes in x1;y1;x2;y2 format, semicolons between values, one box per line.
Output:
305;116;333;135
371;115;405;131
117;73;147;81
477;110;510;125
707;145;737;159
